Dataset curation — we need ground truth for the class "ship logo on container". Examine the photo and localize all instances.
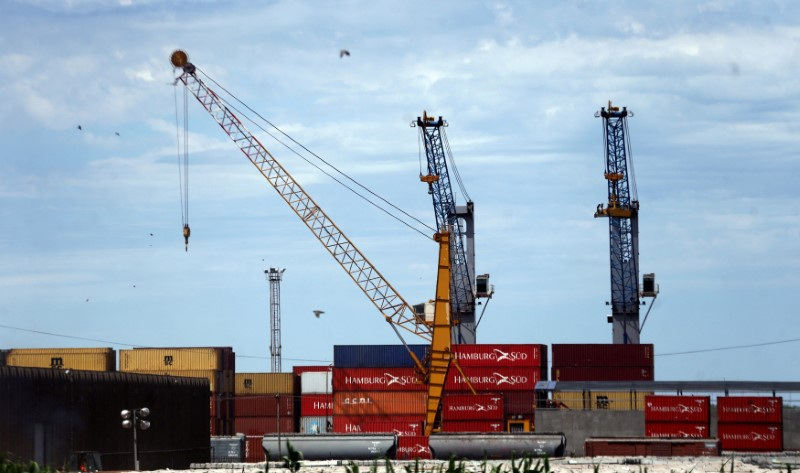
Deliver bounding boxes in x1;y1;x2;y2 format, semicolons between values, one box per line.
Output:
343;396;373;405
493;349;530;362
163;355;174;366
50;357;64;368
384;373;418;386
495;372;527;386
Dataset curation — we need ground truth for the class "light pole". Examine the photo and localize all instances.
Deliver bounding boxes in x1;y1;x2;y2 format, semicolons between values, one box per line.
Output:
121;407;151;471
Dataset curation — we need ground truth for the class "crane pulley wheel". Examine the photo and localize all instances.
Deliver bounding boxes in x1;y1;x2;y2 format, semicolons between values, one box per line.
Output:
170;50;189;69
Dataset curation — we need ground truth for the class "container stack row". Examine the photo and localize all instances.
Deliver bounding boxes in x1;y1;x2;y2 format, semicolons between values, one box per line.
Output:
644;395;711;438
551;343;654;410
234;372;297;461
119;347;236;435
332;344;430;459
297;367;333;434
717;396;783;451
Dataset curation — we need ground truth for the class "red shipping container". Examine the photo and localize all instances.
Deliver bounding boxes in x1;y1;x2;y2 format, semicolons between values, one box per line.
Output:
551;366;653;381
503;391;539;416
300;394;333;417
396;436;431;460
333;415;424;435
552;344;653;367
441;420;505;433
333;391;426;415
445;366;541;391
245;435;265;462
332;367;424;392
645;422;710;438
452;344;546;367
644;396;710;422
718;423;783;451
443;394;504;420
234;395;296;417
233;416;296;435
717;397;783;424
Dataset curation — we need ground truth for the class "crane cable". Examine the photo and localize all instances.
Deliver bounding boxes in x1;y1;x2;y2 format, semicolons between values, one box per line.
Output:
195;67;437;238
441;127;471;203
173;84;190;251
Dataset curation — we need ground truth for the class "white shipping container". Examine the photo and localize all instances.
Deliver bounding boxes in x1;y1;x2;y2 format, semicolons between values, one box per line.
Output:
301;371;333;394
299;416;332;434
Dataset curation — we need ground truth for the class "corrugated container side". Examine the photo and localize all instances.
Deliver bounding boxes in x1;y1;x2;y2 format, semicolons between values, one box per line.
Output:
396;436;431;460
441;420;506;433
333;345;428;368
645;395;710;422
717;396;783;424
120;347;223;371
445;366;542;391
244;435;265;462
300;394;333;417
125;369;222;393
333;367;424;392
452;344;546;367
443;394;504;420
503;391;538;415
300;371;333;394
233;417;296;435
234;395;296;417
551;344;654;367
645;422;711;438
591;391;649;411
718;423;783;451
551;366;653;381
332;391;426;416
235;373;295;394
8;347;115;354
299;416;332;434
6;352;116;372
333;418;424;436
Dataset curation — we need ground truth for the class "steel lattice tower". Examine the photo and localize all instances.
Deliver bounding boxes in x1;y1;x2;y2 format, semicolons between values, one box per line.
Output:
265;267;285;372
595;103;641;344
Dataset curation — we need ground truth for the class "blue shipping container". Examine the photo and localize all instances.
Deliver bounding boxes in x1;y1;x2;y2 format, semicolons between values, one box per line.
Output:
334;345;428;368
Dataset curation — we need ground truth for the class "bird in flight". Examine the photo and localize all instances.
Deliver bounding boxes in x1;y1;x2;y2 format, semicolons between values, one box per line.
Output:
115;132;120;136
339;49;350;58
77;125;82;131
313;310;325;318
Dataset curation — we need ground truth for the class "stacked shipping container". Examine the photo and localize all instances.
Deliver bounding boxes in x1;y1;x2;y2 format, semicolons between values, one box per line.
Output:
446;344;547;432
298;369;333;434
234;372;297;462
644;395;711;438
551;344;654;381
119;347;235;435
332;345;430;459
5;347;116;371
717;396;783;451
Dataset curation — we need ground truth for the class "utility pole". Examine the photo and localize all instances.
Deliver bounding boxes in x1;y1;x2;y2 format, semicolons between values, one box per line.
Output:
265;268;285;372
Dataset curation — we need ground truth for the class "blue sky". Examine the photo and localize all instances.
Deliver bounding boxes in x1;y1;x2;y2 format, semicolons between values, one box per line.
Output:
1;0;798;382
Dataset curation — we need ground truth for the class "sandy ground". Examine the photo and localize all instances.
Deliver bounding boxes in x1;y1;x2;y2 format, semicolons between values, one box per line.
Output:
177;456;799;473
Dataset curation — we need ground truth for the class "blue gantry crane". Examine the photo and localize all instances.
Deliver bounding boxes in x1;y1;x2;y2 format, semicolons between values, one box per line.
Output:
595;102;657;344
414;112;491;344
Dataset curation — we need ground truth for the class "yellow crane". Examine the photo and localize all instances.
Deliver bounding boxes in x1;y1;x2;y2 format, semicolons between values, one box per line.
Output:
170;50;463;435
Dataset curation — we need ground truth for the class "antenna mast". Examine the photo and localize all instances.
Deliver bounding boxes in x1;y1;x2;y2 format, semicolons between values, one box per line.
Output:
265;267;286;372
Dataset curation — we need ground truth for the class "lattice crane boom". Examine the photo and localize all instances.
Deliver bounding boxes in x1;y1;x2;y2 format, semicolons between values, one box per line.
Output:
170;50;454;436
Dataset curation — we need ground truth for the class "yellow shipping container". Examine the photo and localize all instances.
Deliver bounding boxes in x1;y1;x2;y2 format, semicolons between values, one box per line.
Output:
6;349;115;371
553;391;650;411
119;348;223;371
9;347;115;354
126;369;224;393
235;373;295;394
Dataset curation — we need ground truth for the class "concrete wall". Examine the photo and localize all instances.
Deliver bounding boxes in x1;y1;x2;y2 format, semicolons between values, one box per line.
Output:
535;406;800;456
535;410;644;456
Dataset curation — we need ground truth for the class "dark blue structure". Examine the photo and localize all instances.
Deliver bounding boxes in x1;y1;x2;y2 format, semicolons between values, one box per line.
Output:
415;113;476;344
595;103;641;344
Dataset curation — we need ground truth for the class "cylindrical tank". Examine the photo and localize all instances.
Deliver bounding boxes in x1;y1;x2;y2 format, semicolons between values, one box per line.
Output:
428;433;566;459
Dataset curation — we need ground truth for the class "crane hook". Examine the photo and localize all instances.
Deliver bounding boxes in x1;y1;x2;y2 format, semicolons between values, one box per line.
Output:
183;224;191;252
